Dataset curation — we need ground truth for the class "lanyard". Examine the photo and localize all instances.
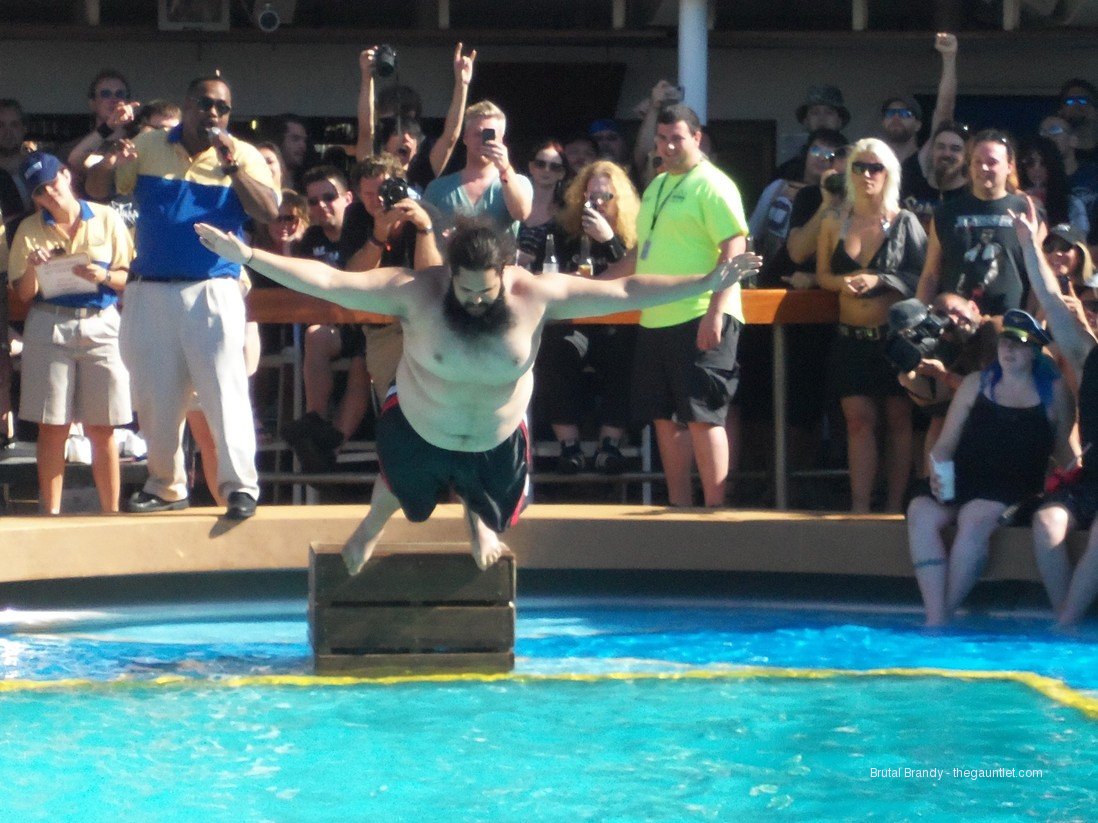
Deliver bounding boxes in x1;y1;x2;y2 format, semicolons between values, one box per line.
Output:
648;162;700;235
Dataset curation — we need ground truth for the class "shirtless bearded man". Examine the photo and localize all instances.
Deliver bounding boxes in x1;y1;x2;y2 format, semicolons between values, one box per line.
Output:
195;218;760;573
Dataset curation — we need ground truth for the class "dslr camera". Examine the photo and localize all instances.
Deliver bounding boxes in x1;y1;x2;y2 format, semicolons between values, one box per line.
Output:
378;177;409;211
884;298;952;373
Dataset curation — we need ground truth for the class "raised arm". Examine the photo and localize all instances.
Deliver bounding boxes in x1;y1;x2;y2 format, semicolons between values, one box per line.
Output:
815;214;845;292
354;47;378;161
541;253;761;320
918;33;958;177
195;223;413;316
915;220;942;303
429;43;475;177
1010;204;1096;374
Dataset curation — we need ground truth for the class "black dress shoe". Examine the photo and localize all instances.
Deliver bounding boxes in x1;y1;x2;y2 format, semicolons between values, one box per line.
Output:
225;491;257;520
125;491;189;513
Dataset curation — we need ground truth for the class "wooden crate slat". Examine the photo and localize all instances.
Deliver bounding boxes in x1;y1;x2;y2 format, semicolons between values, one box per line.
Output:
309;544;515;607
314;651;515;676
315;604;515;654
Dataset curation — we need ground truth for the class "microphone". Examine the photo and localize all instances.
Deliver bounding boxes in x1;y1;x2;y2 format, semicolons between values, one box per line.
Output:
206;126;231;159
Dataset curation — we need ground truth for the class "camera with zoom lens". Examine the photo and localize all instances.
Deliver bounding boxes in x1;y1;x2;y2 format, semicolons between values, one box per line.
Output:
884;298;952;373
379;176;409;211
374;44;397;78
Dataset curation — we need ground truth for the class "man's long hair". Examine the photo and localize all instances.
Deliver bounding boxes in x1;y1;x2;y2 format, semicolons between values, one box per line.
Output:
447;217;514;276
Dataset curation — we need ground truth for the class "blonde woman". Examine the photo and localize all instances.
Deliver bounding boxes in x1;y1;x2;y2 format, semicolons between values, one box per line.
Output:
817;138;927;511
537;159;641;473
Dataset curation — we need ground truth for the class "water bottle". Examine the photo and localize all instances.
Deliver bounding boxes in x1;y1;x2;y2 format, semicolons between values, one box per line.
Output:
542;233;559;274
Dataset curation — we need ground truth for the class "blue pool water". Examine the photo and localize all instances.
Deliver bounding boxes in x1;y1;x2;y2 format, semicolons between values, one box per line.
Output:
1;598;1095;820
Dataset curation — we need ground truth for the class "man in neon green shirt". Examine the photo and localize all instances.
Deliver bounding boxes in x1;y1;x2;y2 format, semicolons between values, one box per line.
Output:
620;104;748;507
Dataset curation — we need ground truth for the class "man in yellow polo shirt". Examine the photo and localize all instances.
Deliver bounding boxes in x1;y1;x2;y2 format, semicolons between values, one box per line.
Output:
626;104;748;507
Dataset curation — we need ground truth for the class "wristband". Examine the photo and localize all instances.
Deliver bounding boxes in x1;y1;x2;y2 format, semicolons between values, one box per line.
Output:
417;225;433;235
97;123;113;140
221;162;240;176
368;235;386;249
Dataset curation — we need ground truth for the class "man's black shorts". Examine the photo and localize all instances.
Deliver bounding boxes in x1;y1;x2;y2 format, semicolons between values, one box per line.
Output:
631;314;741;426
376;392;530;533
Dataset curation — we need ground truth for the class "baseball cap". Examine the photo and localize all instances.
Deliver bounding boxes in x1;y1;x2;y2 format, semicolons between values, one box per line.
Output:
880;95;924;122
1046;223;1097;287
1000;309;1051;346
20;151;63;193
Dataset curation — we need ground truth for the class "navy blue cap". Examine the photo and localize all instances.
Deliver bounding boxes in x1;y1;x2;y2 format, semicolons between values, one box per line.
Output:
1001;309;1051;346
589;119;620;136
19;151;63;192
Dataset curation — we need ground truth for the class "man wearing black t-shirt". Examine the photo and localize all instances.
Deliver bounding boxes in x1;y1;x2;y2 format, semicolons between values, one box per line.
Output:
917;131;1037;316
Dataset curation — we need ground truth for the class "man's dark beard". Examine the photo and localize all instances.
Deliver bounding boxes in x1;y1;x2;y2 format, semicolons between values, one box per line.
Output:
443;284;515;340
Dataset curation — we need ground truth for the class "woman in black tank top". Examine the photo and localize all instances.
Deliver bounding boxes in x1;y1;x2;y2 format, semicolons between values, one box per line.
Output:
1013;208;1098;626
817;138;927;513
906;310;1074;626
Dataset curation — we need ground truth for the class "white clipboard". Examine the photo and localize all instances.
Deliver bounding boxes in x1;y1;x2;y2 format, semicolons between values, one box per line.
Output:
35;253;97;300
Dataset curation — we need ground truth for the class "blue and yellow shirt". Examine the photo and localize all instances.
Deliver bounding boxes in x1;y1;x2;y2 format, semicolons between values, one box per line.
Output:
9;199;133;310
116;124;275;281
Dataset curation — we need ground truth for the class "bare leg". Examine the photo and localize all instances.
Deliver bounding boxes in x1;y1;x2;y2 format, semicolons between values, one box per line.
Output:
906;495;955;626
654;418;694;506
945;498;1007;616
1031;504;1074;613
186;410;224;506
841;395;878;513
334;356;370;443
689;421;728;508
35;423;69;515
883;395;913;513
302;324;341;416
464;503;505;570
342;480;403;575
551;423;580;443
724;405;742;502
1059;523;1098;626
85;425;120;513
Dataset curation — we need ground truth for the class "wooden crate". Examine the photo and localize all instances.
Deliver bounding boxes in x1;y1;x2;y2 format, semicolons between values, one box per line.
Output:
309;542;516;676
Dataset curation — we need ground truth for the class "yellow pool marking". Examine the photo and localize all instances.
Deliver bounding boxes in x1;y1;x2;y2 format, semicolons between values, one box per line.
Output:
0;666;1095;719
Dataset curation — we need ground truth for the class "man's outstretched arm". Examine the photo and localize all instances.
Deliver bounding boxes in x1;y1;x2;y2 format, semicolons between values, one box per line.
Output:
195;223;413;316
541;253;761;320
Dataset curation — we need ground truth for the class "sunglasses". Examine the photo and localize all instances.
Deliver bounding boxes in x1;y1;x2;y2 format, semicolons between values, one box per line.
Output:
883;107;914;119
531;159;564;172
1063;96;1091;107
307;192;340;207
851;160;886;176
808;145;836;161
1040;124;1067;137
192;95;231;116
586;191;614;205
97;88;129;100
275;214;300;224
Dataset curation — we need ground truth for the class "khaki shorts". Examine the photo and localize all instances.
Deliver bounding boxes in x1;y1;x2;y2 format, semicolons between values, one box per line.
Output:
19;304;132;427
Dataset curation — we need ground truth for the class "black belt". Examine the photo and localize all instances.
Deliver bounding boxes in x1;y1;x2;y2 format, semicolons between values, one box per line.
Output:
129;274;233;284
837;323;889;341
32;303;110;319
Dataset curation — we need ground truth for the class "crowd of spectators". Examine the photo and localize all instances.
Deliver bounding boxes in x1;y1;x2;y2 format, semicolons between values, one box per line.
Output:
1;34;1098;624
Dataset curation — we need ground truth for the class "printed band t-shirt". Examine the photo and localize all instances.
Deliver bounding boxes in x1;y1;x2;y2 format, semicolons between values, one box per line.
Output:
635;161;748;328
932;190;1030;316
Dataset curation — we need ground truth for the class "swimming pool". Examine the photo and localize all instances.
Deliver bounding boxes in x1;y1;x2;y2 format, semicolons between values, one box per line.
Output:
1;598;1095;820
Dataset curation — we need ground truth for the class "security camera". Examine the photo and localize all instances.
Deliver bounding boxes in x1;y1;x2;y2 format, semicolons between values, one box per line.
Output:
255;3;280;32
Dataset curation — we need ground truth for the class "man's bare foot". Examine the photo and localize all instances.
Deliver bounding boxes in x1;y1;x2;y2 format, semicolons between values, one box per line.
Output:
470;532;506;570
341;533;382;576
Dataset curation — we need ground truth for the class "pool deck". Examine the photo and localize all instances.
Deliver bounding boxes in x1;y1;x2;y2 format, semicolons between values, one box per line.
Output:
0;504;1079;585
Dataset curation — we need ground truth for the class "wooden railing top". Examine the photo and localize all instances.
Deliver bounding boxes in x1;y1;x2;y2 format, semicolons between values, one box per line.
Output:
8;286;839;326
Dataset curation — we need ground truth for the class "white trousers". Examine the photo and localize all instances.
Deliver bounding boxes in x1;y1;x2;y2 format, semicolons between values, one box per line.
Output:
120;278;258;502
